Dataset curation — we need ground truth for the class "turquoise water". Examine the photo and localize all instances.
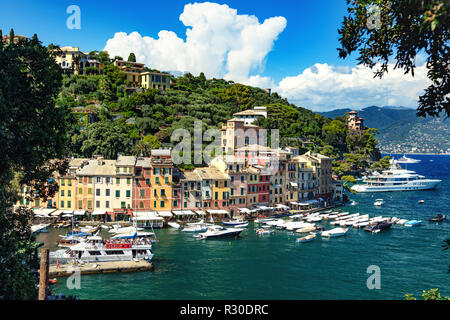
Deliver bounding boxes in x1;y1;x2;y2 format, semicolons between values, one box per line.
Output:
46;154;450;300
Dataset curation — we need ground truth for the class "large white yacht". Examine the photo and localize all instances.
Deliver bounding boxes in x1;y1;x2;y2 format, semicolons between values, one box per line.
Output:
351;160;441;193
396;155;421;164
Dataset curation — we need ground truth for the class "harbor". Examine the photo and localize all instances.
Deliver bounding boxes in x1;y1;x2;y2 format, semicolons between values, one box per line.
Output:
37;154;450;300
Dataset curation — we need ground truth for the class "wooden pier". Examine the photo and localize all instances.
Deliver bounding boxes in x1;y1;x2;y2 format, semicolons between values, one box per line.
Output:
48;260;154;278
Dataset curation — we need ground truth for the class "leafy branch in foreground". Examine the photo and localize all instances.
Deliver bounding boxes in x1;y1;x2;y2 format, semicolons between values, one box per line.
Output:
338;0;449;118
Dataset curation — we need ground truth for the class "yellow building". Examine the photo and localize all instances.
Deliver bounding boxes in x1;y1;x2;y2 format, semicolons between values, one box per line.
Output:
141;72;171;91
114;60;145;87
57;176;76;210
195;167;230;211
150;150;173;211
54;46;102;75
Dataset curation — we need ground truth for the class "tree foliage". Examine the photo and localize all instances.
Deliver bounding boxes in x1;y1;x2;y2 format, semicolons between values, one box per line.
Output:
338;0;449;117
0;33;69;299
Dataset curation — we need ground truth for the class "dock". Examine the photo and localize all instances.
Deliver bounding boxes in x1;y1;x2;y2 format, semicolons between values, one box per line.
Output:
48;260;154;278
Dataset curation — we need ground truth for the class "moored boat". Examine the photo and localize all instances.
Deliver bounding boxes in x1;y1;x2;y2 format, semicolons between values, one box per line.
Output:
404;220;422;227
296;234;316;243
364;221;392;233
429;214;446;223
196;225;244;240
321;227;348;238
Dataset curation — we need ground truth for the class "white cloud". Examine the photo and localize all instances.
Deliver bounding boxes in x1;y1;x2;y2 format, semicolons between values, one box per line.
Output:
104;2;286;82
103;2;430;112
275;63;430;111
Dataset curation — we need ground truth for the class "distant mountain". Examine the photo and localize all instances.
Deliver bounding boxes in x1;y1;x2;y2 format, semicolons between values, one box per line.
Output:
319;106;450;154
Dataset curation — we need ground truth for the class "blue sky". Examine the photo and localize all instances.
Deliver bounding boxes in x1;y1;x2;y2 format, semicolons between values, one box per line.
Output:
0;1;427;111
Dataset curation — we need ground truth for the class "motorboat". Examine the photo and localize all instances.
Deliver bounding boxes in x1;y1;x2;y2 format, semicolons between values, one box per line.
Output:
353;221;370;229
111;231;156;241
168;222;181;229
374;199;385;206
296;234;316;243
429;214;446;223
306;216;322;222
182;224;208;233
295;225;316;233
196;225;244;240
396;155;421;164
418;200;425;204
232;222;248;228
222;219;247;226
256;228;275;236
109;226;143;234
364;221;392;233
31;223;51;234
396;219;409;225
404;220;422;227
321;228;349;238
285;221;312;231
49;238;153;264
352;160;440;192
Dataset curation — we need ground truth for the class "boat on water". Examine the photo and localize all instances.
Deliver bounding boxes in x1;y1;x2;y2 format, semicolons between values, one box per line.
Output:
364;221;392;233
31;223;51;234
374;199;385;206
256;228;275;235
351;160;441;193
296;234;316;243
353;221;370;229
404;220;422;227
429;214;446;223
196;225;244;240
182;225;209;233
396;219;409;225
418;200;425;204
112;231;156;241
168;222;181;229
49;238;153;264
321;227;349;238
396;155;421;164
222;219;247;226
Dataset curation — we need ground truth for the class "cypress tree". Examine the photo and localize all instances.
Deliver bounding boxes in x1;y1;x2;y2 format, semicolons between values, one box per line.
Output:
9;28;14;44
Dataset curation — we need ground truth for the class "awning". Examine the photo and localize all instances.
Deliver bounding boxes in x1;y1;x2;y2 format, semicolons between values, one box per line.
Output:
172;211;184;216
239;208;251;213
289;202;299;205
33;208;56;217
62;214;73;218
207;209;229;215
74;210;86;216
183;210;195;215
51;209;64;216
63;210;74;214
290;182;298;187
195;210;206;215
91;210;105;215
276;204;290;210
133;211;163;221
157;211;173;217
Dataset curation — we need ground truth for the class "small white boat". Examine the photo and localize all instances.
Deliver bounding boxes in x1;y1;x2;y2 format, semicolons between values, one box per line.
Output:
168;222;181;229
222;219;246;226
397;155;421;164
182;225;208;233
321;227;349;238
197;226;244;240
353;221;369;229
296;225;316;233
418;200;425;204
374;199;385;206
396;219;408;225
101;225;111;230
296;234;316;243
256;228;275;235
306;216;322;222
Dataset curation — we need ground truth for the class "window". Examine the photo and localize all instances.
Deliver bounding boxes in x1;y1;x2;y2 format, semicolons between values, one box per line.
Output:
106;189;110;196
61;190;65;197
61;179;65;186
78;200;82;209
106;201;109;208
121;202;126;209
154;189;157;197
165;177;169;184
146;179;150;185
215;181;218;188
140;190;145;198
68;190;71;197
126;190;131;198
139;201;144;209
153;201;157;208
155;177;160;184
87;200;92;209
88;188;92;195
115;190;120;197
96;189;100;196
184;202;188;208
241;188;244;196
96;177;102;183
161;189;166;197
116;178;120;184
96;201;100;208
60;201;64;208
173;200;178;207
215;192;218;200
127;178;131;185
67;201;71;208
160;201;165;208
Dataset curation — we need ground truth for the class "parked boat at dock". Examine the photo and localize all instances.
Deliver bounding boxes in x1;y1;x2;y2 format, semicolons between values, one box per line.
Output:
404;220;422;227
196;225;244;240
364;221;392;233
321;228;348;238
296;234;316;243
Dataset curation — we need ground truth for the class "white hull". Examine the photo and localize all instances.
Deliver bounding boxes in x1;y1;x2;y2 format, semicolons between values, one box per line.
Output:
352;180;440;193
